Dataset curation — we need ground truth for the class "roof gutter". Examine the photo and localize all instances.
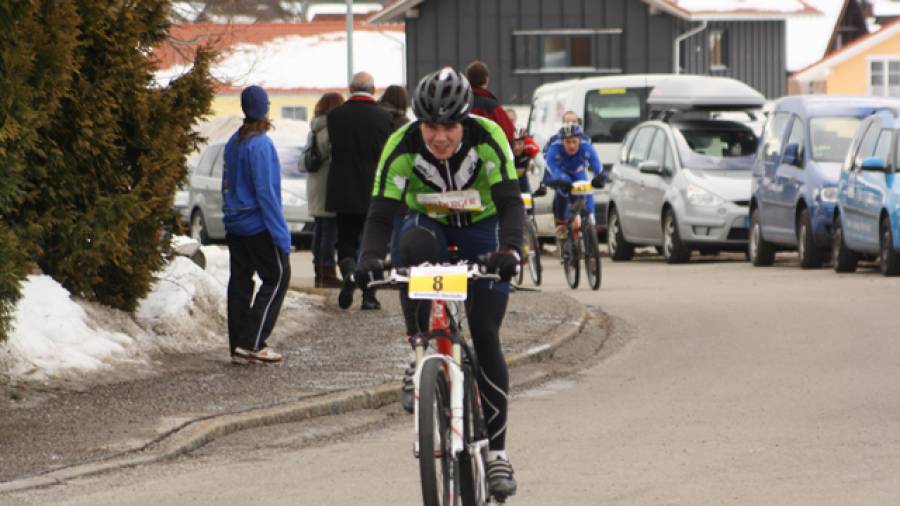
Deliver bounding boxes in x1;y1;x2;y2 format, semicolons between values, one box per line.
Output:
673;20;708;74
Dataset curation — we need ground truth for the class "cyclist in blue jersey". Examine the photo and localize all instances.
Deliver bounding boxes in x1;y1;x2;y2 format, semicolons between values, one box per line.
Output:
544;123;604;240
542;110;590;154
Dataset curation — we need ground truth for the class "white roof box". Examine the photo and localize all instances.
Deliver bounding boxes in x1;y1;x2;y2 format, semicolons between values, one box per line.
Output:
647;75;765;111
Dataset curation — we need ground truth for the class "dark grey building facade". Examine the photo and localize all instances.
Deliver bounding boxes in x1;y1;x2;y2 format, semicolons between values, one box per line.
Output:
372;0;804;103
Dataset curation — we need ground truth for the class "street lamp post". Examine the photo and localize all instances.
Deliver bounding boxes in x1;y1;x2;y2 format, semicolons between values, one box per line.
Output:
346;0;354;84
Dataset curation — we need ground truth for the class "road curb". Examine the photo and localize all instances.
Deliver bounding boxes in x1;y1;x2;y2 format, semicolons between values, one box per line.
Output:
0;294;588;495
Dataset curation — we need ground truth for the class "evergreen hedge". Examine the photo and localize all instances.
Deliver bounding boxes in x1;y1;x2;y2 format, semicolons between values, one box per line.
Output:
0;1;214;342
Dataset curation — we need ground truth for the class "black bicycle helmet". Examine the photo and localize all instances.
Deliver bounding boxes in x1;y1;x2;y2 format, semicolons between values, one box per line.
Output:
412;67;473;123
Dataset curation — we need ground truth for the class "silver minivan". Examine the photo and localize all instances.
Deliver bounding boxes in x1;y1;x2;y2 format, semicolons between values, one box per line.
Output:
606;76;764;263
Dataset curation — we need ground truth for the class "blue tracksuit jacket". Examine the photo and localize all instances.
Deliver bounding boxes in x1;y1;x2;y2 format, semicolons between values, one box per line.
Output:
222;132;291;254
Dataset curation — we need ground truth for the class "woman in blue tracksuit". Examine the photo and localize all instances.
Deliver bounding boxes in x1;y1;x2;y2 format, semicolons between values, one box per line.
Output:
222;85;291;365
543;123;603;240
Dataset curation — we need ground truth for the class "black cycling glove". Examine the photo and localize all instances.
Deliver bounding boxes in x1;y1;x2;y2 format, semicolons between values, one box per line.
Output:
485;248;521;282
354;256;385;290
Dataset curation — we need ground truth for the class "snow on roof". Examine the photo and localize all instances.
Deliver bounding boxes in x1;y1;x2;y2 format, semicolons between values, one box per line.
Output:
643;0;820;20
871;0;900;16
154;23;404;92
786;0;847;71
306;3;383;21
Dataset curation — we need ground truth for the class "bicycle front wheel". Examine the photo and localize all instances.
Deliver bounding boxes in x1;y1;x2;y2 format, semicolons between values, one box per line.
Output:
419;359;457;506
526;221;542;286
583;219;602;290
559;236;580;289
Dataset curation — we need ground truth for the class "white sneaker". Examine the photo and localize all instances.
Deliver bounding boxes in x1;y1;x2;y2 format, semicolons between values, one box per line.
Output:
249;347;283;363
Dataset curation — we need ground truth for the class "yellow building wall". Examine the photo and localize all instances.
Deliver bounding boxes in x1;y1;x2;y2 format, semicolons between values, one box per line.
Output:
211;93;329;120
826;32;900;95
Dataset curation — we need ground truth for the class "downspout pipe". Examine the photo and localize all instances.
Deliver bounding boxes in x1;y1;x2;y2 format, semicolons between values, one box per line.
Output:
674;20;708;74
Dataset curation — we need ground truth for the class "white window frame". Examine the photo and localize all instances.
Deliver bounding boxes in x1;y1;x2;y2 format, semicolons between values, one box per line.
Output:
867;56;900;97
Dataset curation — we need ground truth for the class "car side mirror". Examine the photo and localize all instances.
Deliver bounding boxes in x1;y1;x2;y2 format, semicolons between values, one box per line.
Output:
860;156;886;172
783;143;802;167
638;160;662;175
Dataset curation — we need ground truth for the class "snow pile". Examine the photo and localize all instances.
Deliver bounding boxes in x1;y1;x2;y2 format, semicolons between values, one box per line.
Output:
0;242;321;383
156;30;405;89
0;276;135;379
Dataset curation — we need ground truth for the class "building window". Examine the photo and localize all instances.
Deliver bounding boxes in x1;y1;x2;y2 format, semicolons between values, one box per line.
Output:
281;106;308;121
869;59;900;97
513;29;622;75
709;29;728;70
543;36;591;69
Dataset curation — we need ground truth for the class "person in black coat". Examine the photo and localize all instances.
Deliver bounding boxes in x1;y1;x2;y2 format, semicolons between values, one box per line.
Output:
326;71;393;310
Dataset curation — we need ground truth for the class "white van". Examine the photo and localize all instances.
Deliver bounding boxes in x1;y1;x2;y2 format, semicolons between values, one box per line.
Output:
526;74;712;239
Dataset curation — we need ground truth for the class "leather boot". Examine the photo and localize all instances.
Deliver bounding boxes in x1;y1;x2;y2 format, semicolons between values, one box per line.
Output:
320;265;343;288
314;264;324;288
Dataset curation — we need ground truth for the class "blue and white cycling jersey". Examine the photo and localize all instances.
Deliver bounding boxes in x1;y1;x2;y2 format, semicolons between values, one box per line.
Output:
543;140;602;220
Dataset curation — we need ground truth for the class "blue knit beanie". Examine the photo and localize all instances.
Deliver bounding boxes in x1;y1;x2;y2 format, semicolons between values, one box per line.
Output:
241;85;270;121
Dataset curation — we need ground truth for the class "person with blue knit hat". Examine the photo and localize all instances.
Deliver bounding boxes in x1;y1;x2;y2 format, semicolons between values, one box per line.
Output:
222;85;291;365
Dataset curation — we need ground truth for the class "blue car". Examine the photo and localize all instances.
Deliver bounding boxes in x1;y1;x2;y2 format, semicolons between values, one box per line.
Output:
749;97;900;268
832;109;900;276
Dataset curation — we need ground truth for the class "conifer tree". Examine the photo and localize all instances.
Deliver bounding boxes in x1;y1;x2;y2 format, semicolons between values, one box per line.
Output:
20;0;215;312
0;0;79;341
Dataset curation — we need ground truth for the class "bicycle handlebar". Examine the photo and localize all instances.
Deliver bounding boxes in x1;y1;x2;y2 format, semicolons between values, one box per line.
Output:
367;260;501;289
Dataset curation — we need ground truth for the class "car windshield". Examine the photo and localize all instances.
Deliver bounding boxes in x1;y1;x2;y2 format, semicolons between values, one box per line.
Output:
279;146;305;179
673;127;758;169
809;116;861;163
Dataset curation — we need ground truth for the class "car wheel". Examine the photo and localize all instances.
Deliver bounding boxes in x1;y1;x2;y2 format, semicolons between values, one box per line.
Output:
607;206;634;261
749;208;775;266
662;209;691;264
797;209;824;269
190;209;210;245
879;215;900;276
832;214;858;273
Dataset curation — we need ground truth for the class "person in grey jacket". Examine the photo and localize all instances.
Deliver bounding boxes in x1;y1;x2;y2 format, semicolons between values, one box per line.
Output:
305;92;345;288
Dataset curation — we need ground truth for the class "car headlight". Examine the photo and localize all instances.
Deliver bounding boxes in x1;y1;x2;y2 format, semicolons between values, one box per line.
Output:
282;191;306;207
685;183;724;207
815;186;838;203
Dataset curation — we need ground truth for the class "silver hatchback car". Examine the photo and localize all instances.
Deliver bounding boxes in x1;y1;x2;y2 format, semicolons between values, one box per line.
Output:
606;118;758;263
185;139;312;248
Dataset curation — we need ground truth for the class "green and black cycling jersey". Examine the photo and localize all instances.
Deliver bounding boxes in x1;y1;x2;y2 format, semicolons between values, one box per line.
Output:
360;115;525;260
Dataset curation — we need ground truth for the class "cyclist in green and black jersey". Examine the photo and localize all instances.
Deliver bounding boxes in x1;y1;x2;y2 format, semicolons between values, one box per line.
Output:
354;67;522;498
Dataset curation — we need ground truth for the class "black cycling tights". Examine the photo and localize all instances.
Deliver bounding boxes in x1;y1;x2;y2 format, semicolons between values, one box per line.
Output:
401;284;510;451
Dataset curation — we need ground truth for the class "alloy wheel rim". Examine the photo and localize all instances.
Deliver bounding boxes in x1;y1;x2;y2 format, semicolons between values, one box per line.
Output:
664;215;674;256
609;214;618;253
798;223;806;261
191;215;202;240
750;223;759;260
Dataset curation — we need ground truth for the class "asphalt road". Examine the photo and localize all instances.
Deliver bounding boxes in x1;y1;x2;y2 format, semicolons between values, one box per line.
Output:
9;251;900;505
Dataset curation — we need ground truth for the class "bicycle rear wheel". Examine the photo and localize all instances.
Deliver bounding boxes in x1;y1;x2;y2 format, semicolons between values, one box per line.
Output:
583;219;602;290
419;359;457;506
526;220;542;286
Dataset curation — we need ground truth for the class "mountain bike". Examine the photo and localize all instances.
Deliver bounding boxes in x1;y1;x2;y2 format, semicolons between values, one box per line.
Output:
515;193;542;287
369;259;508;505
550;179;602;290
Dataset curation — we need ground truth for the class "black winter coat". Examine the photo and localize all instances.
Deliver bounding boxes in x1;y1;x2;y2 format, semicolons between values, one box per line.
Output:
325;96;393;214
